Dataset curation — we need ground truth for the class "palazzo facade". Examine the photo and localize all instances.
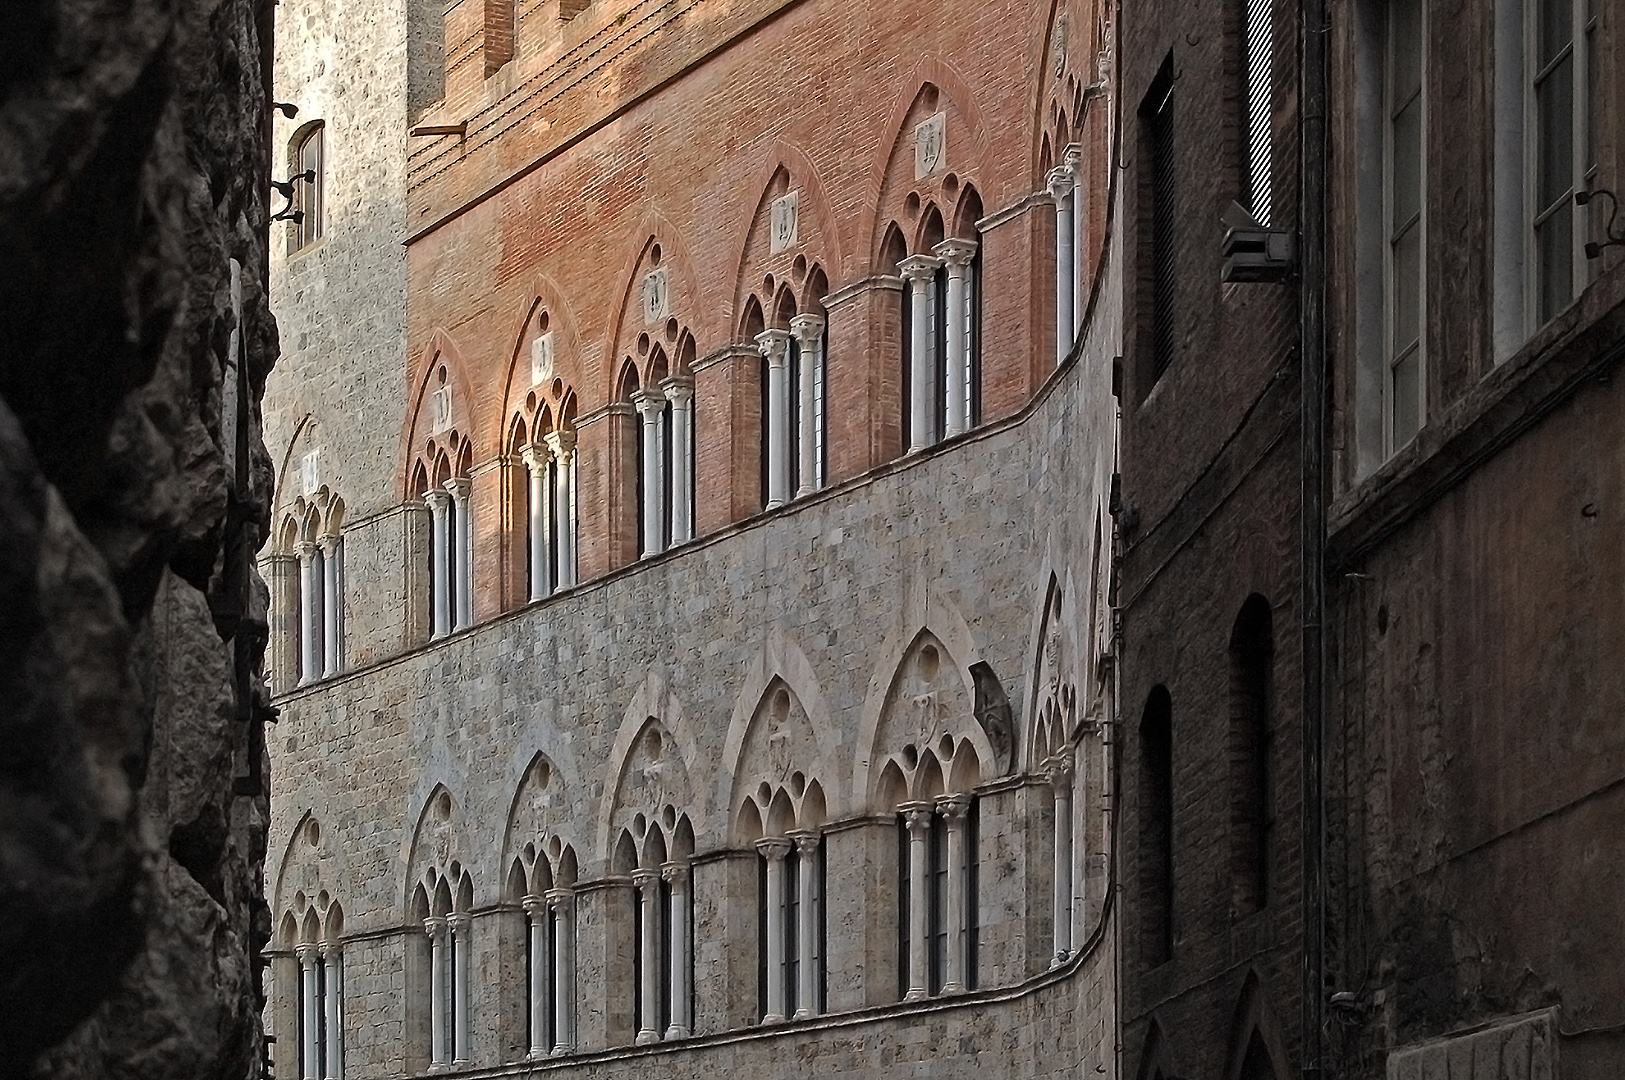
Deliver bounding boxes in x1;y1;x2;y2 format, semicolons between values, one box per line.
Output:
263;1;1124;1078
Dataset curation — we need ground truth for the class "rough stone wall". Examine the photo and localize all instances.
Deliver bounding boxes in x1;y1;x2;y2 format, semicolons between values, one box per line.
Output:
0;0;276;1076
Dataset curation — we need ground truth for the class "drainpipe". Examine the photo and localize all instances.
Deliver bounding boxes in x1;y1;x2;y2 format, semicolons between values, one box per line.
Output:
1299;0;1329;1076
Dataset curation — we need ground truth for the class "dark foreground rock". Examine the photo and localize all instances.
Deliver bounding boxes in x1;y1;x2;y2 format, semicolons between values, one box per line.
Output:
0;0;276;1076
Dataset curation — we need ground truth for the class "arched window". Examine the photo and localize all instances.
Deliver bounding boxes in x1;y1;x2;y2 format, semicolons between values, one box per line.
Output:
290;123;324;252
278;491;345;687
283;900;345;1080
1138;686;1174;965
748;793;828;1022
1229;595;1274;915
619;817;693;1045
628;347;695;556
416;869;474;1068
515;844;577;1057
896;203;981;454
422;437;473;637
896;794;980;999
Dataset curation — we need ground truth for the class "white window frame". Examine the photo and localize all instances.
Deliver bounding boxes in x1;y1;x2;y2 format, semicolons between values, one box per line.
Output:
1524;0;1594;328
1382;0;1426;457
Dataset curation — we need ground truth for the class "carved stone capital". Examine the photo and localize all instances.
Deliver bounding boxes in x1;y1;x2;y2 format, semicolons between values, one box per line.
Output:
423;915;447;940
446;912;471;935
631;867;661;891
899;799;935;836
443;476;471;501
660;375;695;406
630;387;665;418
294;539;318;560
521;443;552;472
897;254;942;283
754;836;793;861
543;429;577;462
755;328;792;364
319;939;341;961
522;894;548;918
295;942;320;964
659;859;690;885
788;828;822;855
788;312;826;344
935;793;972;821
1046;163;1076;201
422;488;452;511
544;886;575;912
933;237;979;267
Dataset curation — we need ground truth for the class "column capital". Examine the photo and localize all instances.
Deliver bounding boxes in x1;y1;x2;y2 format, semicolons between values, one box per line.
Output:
543;428;577;461
294;539;318;559
443;476;471;500
521;443;553;472
788;312;826;343
788;828;822;855
935;793;972;820
631;867;662;890
659;859;690;885
422;487;452;510
1046;163;1076;200
755;327;792;363
754;836;793;861
660;374;695;405
544;885;576;910
423;915;447;939
1062;141;1085;172
317;532;342;554
897;253;942;282
522;894;549;918
446;911;471;933
319;938;342;960
933;237;980;267
630;387;666;417
295;942;320;963
1045;749;1075;786
899;800;935;834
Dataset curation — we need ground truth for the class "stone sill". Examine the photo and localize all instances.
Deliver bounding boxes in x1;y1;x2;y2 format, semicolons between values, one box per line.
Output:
1328;261;1625;568
271;342;1084;709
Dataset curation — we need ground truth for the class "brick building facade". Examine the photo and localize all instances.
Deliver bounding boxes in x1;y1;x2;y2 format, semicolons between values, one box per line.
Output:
1113;0;1623;1078
263;1;1123;1079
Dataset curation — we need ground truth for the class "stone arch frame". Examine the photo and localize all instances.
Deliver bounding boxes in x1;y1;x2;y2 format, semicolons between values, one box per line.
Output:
403;782;480;916
496;278;586;608
1031;0;1110;186
602;216;704;402
273;810;352;936
1222;970;1294;1080
729;145;843;332
852;586;994;811
401;328;480;501
719;632;844;841
1133;1017;1175;1080
1023;564;1088;771
499;750;583;891
861;60;991;271
595;670;708;864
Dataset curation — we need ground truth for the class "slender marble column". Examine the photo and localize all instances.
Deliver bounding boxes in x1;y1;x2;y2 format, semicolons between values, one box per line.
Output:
445;478;472;630
937;795;971;993
790;830;821;1018
448;913;472;1065
522;446;552;602
630;390;666;556
789;314;825;497
755;329;792;508
934;239;979;438
632;869;662;1044
545;431;577;588
423;491;451;639
661;861;691;1039
900;802;933;1001
756;837;792;1021
297;943;320;1080
546;887;576;1054
1048;163;1077;366
1065;143;1086;337
662;378;694;544
1048;751;1075;963
424;917;447;1069
320;941;343;1080
898;256;941;450
523;896;550;1058
294;541;319;683
319;535;341;677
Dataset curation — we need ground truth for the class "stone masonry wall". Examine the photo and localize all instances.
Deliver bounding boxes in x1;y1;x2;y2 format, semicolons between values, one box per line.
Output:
265;302;1120;1078
0;0;277;1075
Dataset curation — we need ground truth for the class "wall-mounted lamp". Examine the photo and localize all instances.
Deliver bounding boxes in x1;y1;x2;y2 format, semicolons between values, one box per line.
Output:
1576;189;1625;259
